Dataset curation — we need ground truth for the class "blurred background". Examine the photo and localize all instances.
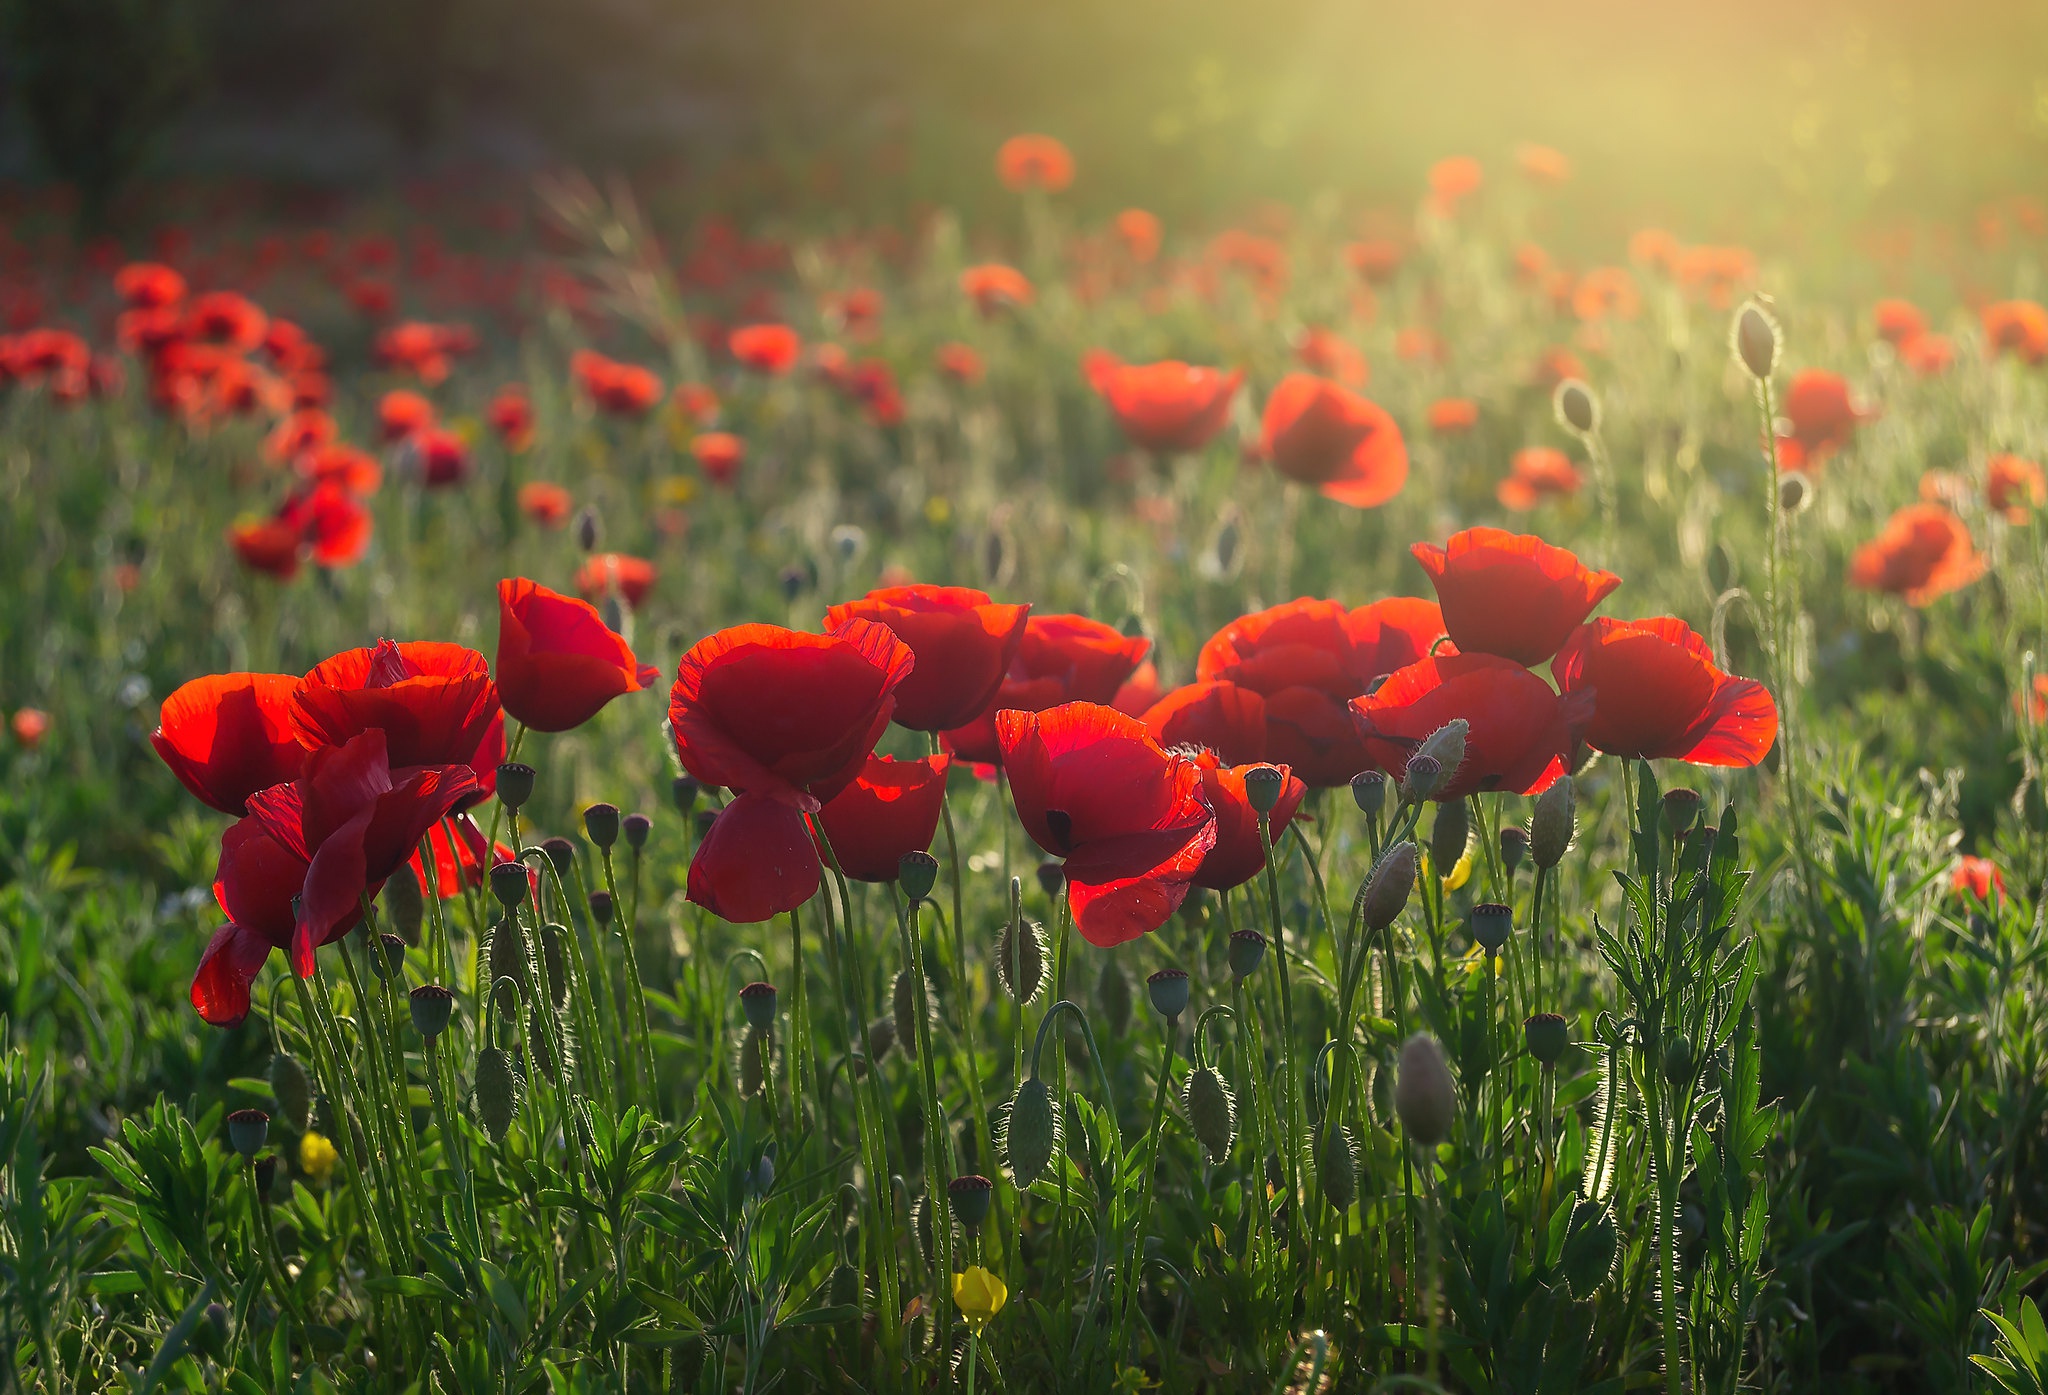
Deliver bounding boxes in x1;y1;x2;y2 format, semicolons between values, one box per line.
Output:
1;0;2045;234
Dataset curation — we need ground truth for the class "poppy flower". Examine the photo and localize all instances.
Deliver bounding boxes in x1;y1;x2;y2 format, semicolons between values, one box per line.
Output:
518;481;573;527
186;292;268;352
1090;356;1243;453
1412;527;1619;667
1515;143;1571;184
406;816;518;900
825;585;1030;733
996;134;1075;192
230;517;304;579
1572;267;1640;322
282;482;374;569
298;444;382;496
1141;681;1268;765
1848;503;1985;605
496;577;660;733
1873;299;1927;345
1115;208;1162;262
1295;328;1367;387
406;428;471;488
692;432;746;485
1952;855;2005;905
1352;653;1590;799
1186;754;1306;892
575;553;658;609
1496;447;1584;511
1551;617;1777;765
1629;228;1682;272
1260;373;1409;508
1112;662;1163;717
1983;300;2048;364
1345;239;1405;284
1426;157;1483;213
293;640;500;771
729;324;802;375
10;707;49;749
998;703;1216;948
1428;398;1479;434
488;387;535;450
843;359;904;427
1901;333;1956;376
812;753;952;881
940;614;1150;766
961;264;1034;315
1780;369;1866;468
674;381;721;425
571;350;663;415
265;410;336;465
115;262;186;309
1987;453;2046;522
377;390;434;443
937;342;985;383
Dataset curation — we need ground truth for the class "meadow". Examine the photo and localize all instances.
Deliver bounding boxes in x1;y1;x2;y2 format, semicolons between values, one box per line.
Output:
0;139;2046;1394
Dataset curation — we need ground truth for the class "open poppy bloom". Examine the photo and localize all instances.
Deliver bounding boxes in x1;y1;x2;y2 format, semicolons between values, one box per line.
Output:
1983;300;2048;364
519;481;572;527
571;350;663;415
996;134;1075;192
825;584;1030;733
1259;374;1409;508
1873;299;1927;345
496;577;660;733
153;673;307;815
407;815;516;900
1412;527;1620;667
1848;503;1985;605
692;432;746;485
1779;369;1867;470
298;443;382;496
670;621;913;920
1952;855;2005;905
1428;398;1480;434
1114;208;1162;262
1196;596;1445;787
1141;680;1269;766
377;389;434;442
1551;618;1777;766
998;703;1216;947
729;324;802;375
185;292;268;352
575;553;658;609
1987;453;2046;522
280;481;374;569
1352;653;1591;799
812;753;952;881
488;387;535;450
1189;755;1306;892
1345;238;1405;284
1089;356;1242;454
1112;662;1164;718
293;639;501;771
940;614;1150;766
1426;156;1484;214
1496;447;1583;511
961;264;1034;315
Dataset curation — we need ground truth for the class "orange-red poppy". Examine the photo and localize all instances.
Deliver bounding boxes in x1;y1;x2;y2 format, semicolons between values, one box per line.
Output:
575;553;658;610
114;262;186;309
1260;374;1408;508
377;389;434;443
1983;300;2048;364
1552;617;1777;765
692;431;746;485
1428;398;1480;434
1114;209;1162;263
1847;503;1984;605
826;585;1031;734
1189;752;1306;892
1295;327;1368;387
488;387;534;451
1780;369;1867;468
1352;653;1588;799
1952;855;2005;905
1572;267;1640;322
1089;355;1243;454
1901;333;1955;376
496;577;659;733
518;481;572;527
996;134;1075;192
961;264;1034;315
1346;239;1406;285
1873;299;1927;345
571;350;662;416
1426;157;1484;213
9;707;49;749
1987;453;2046;522
151;673;306;814
1496;447;1583;511
1412;527;1620;666
293;640;500;771
812;753;953;882
729;323;802;375
937;342;984;383
1142;680;1268;766
940;614;1150;766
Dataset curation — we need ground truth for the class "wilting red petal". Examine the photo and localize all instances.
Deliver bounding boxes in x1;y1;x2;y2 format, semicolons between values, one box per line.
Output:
687;791;822;922
153;673;307;815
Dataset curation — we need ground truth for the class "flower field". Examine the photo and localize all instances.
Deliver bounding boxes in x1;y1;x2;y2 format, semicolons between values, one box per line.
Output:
2;130;2047;1395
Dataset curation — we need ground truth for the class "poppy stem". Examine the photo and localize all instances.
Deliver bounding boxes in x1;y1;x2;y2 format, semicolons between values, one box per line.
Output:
1255;815;1304;1222
940;794;996;1212
900;894;957;1377
1110;1011;1177;1366
597;846;656;1104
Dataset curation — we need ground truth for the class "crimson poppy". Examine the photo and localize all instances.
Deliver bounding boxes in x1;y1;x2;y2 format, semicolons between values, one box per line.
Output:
230;517;304;579
298;443;382;496
115;262;186;309
1089;356;1243;453
1142;681;1268;765
1848;503;1985;605
152;673;307;815
571;350;663;415
687;791;826;923
692;432;746;485
518;481;573;527
941;614;1150;765
1188;755;1306;891
1259;374;1408;508
1411;527;1619;667
1952;855;2006;905
489;387;535;450
812;754;952;881
495;578;659;733
825;585;1030;733
1352;653;1590;799
575;553;658;609
282;482;373;569
407;816;518;900
996;135;1075;192
997;703;1216;948
1983;300;2048;364
1551;618;1777;766
377;389;433;443
293;640;501;772
729;324;802;375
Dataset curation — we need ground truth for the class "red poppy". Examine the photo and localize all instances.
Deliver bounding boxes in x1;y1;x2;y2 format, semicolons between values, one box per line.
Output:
1572;267;1639;322
230;517;304;579
1188;754;1306;891
575;553;658;609
1141;681;1269;765
265;410;335;465
293;639;501;771
1551;618;1776;766
812;754;952;882
687;791;825;924
518;481;572;527
1428;398;1480;434
1901;333;1956;376
1873;299;1926;345
1411;527;1619;667
729;324;802;375
10;707;48;748
1987;453;2046;522
1426;157;1483;213
674;381;721;425
1345;239;1405;284
996;134;1075;192
1112;662;1164;718
377;389;434;442
1352;653;1590;799
1090;356;1242;453
940;614;1150;765
488;387;534;450
496;577;660;733
998;703;1216;948
692;432;746;485
151;674;305;815
1496;447;1583;511
1848;503;1985;605
298;443;382;496
408;428;471;488
825;584;1030;733
1780;369;1866;468
1983;300;2048;364
1259;373;1409;508
937;342;985;383
115;262;186;309
1516;143;1571;184
1114;208;1162;262
1295;327;1368;387
406;816;517;900
571;350;663;415
186;292;268;352
961;264;1034;315
281;482;373;569
1952;855;2006;905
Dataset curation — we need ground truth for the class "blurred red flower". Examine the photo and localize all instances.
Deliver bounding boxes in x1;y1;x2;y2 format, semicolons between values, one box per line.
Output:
1412;527;1619;666
1089;355;1243;454
730;324;802;375
996;134;1075;192
1983;300;2048;364
488;387;534;451
9;707;49;749
377;389;434;443
1873;299;1927;345
1114;209;1162;262
826;584;1030;733
1848;503;1984;605
230;517;304;579
518;481;572;527
575;553;658;609
937;342;985;383
1987;453;2046;522
186;292;268;352
1952;855;2006;905
496;577;659;733
812;753;952;882
114;262;186;309
1552;617;1777;765
1426;157;1483;214
692;431;746;485
1353;653;1588;799
1427;398;1479;434
1295;327;1368;387
571;350;662;415
1142;680;1268;765
961;264;1034;315
1496;447;1583;511
1780;369;1867;469
1260;373;1409;509
1516;143;1571;184
1345;239;1405;284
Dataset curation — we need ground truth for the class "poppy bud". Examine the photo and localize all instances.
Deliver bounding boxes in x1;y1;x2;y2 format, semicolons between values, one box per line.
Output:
671;775;702;816
588;890;614;926
490;860;530;912
475;1046;520;1143
1661;1033;1694;1086
1661;788;1703;836
1351;770;1387;816
1469;902;1513;954
489;916;529;989
253;1152;279;1194
1531;777;1575;869
899;851;940;903
694;808;718;840
228;1108;270;1159
1317;1124;1358;1211
948;1173;994;1232
1036;859;1066;896
996;916;1047;1004
198;1302;229;1359
270;1053;312;1130
1243;764;1285;814
1097;955;1133;1035
540;924;569;1007
1363;842;1419;932
496;762;535;811
527;1007;561;1082
755;1150;776;1194
1416;720;1468;790
739;980;778;1032
779;564;810;602
1779;470;1811;514
1400;754;1443;804
1430;798;1470;875
575;506;602;552
1146;968;1190;1021
894;969;933;1059
865;1015;898;1060
1554;378;1599;435
1524;1012;1568;1066
1499;825;1529;873
1006;1076;1057;1187
410;984;455;1039
829;1262;863;1310
623;812;651;850
600;595;627;636
1186;1064;1236;1162
382;862;424;943
370;932;408;981
583;802;620;850
1228;928;1268;981
1733;300;1780;381
1394;1032;1456;1147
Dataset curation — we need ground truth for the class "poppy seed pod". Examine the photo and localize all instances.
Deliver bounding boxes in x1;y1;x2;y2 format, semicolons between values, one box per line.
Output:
1733;300;1780;381
739;980;778;1032
755;1150;776;1194
496;762;535;811
269;1054;312;1131
588;890;614;926
1228;928;1268;981
1430;798;1470;874
542;837;576;877
583;802;620;850
1662;1033;1694;1086
1097;955;1134;1035
1243;764;1285;814
1531;777;1575;869
996;916;1047;1004
899;851;941;903
382;862;424;942
227;1108;270;1159
1554;378;1599;435
1469;902;1513;954
253;1152;279;1195
623;812;652;849
1395;1032;1457;1146
1006;1076;1057;1187
409;984;455;1039
371;932;408;981
830;1262;862;1310
1661;788;1703;835
1400;754;1443;804
1146;968;1191;1021
1779;471;1812;514
489;860;530;912
1186;1064;1236;1161
671;775;702;816
488;916;529;990
1363;842;1419;932
1500;825;1530;873
948;1173;995;1232
1525;1012;1568;1066
1415;719;1468;790
474;1046;519;1143
1351;770;1387;817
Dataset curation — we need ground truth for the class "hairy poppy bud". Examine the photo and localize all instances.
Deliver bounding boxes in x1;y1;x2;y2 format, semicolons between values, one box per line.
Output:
528;1007;561;1082
1416;720;1468;791
410;984;455;1039
739;980;778;1032
899;851;940;903
1525;1012;1568;1066
1146;968;1190;1021
496;762;535;811
488;915;529;990
623;812;651;850
1400;754;1443;804
1662;1033;1694;1087
1317;1124;1358;1211
588;890;614;926
865;1015;898;1061
540;925;569;1007
228;1108;270;1159
830;1262;863;1310
1036;859;1066;896
382;862;424;943
1243;764;1285;814
1395;1032;1456;1146
1097;955;1133;1035
583;802;620;850
1531;777;1575;869
270;1054;312;1131
1430;798;1470;874
1469;902;1513;954
542;836;576;877
474;1046;519;1143
1733;300;1780;381
1499;825;1529;873
1006;1077;1057;1188
1228;928;1267;981
894;969;933;1059
1661;788;1703;836
1554;378;1599;435
671;775;702;816
996;917;1047;1004
1363;842;1419;932
371;932;407;981
575;506;601;552
948;1173;994;1232
1186;1065;1236;1162
1351;770;1387;817
490;860;530;912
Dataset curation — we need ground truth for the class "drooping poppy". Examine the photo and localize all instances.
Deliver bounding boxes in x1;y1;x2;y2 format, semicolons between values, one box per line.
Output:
812;753;952;881
1187;754;1306;891
1352;653;1590;799
961;265;1034;315
1847;503;1985;605
940;614;1150;766
996;134;1075;192
496;577;660;733
729;324;802;375
1496;447;1584;512
1089;356;1243;453
1259;373;1408;509
997;703;1216;948
1411;527;1619;667
152;673;307;816
1987;453;2046;522
1551;618;1777;766
575;553;658;610
825;584;1030;733
1141;681;1269;765
292;640;501;771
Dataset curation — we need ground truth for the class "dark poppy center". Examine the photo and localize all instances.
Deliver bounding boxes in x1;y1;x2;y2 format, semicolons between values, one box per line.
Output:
1044;809;1073;853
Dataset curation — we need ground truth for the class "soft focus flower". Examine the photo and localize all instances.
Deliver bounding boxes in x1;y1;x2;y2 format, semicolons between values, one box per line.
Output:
1552;618;1777;765
575;554;658;610
496;578;660;733
1496;447;1583;511
953;1265;1009;1335
812;754;952;881
1516;143;1571;184
488;387;535;450
1901;333;1955;377
692;432;746;486
1427;157;1484;213
1848;504;1985;605
1352;654;1589;799
1987;453;2046;522
230;517;305;579
1412;527;1619;667
941;614;1149;766
1428;398;1479;434
518;481;573;527
299;1130;338;1185
1873;299;1927;345
1779;369;1867;470
996;135;1075;192
1295;327;1368;387
377;389;434;443
1114;208;1162;262
572;350;662;415
1983;300;2048;364
1952;855;2005;905
10;707;50;749
1090;355;1243;454
937;342;985;383
961;264;1034;315
826;585;1031;733
1346;239;1405;284
729;324;802;375
1260;374;1409;508
115;262;186;309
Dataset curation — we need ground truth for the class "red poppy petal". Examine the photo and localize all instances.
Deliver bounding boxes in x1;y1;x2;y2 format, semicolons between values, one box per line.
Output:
191;922;276;1026
686;792;822;923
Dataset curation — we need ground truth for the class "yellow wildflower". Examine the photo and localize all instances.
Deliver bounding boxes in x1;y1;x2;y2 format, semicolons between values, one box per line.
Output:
299;1130;338;1186
952;1265;1008;1335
